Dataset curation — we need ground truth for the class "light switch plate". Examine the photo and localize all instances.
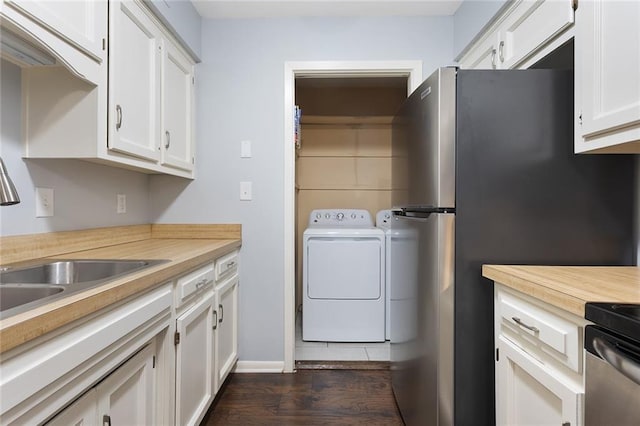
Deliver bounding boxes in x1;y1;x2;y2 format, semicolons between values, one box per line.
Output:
241;140;252;158
240;181;252;200
117;193;126;214
35;187;54;217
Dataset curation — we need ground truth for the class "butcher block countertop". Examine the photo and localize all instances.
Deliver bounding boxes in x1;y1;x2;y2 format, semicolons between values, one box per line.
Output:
482;265;640;317
0;224;241;354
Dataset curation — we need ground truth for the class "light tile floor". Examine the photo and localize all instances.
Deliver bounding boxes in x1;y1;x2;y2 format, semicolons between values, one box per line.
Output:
295;313;390;361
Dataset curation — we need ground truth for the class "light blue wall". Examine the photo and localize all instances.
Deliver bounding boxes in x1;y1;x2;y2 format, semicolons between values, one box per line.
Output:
149;16;455;362
453;0;508;59
0;60;150;237
146;0;202;61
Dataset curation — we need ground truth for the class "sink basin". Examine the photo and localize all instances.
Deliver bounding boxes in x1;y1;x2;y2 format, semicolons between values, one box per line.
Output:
0;259;169;316
0;285;65;312
0;259;165;286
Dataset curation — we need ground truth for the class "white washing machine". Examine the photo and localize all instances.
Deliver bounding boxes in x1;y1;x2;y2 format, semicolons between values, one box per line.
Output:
376;209;392;341
302;209;385;342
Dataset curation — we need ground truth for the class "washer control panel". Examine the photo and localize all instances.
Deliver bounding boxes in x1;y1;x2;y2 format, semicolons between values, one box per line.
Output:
308;209;373;226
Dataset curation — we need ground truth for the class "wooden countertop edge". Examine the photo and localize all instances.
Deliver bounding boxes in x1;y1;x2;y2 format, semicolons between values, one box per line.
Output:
482;265;588;317
0;239;241;354
0;223;242;265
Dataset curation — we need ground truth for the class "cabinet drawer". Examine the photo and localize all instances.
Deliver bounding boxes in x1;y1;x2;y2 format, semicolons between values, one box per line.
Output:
215;251;238;281
175;263;214;308
496;290;581;373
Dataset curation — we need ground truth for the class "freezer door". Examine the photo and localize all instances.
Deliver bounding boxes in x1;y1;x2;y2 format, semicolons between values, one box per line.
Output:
392;67;456;209
390;211;454;426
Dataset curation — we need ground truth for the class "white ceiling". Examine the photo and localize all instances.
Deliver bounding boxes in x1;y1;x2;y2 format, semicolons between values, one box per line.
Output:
192;0;464;19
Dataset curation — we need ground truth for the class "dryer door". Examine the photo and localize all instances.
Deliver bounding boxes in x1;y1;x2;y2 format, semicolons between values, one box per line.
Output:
306;237;382;300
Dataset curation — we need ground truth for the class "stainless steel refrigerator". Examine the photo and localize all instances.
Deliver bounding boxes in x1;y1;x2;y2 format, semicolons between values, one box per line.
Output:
389;67;634;426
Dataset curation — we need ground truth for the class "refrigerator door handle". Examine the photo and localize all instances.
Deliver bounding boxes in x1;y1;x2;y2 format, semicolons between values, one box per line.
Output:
394;207;455;219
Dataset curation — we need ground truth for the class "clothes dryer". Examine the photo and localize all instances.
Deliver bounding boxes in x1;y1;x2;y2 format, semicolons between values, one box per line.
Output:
376;209;393;341
302;209;385;342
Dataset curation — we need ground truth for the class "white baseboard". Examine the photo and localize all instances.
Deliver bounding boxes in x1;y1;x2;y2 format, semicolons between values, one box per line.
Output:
234;360;285;373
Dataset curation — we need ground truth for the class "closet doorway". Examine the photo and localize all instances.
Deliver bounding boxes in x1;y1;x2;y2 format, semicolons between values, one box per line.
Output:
283;61;423;372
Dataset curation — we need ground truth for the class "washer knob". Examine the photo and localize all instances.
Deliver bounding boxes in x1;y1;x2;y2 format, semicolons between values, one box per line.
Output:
316;213;322;219
351;213;356;219
385;213;391;219
337;212;344;221
325;213;330;219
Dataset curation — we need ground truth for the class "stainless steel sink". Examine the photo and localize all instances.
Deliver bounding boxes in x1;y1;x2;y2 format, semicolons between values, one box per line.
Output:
0;259;168;316
0;284;64;312
0;259;162;285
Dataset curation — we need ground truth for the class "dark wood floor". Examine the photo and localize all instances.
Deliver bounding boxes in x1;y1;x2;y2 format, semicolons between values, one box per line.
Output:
202;369;404;425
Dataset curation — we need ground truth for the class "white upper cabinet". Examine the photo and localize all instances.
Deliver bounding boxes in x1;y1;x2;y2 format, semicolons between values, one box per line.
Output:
1;0;106;84
5;0;105;61
161;39;195;171
7;0;197;177
497;0;574;69
108;0;162;162
458;0;575;70
460;32;500;70
575;0;640;153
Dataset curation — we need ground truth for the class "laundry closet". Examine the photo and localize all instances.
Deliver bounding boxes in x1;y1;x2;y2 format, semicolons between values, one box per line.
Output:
294;77;407;360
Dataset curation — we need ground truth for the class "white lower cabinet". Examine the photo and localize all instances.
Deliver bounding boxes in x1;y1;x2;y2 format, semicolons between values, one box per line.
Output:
175;291;215;426
48;342;157;426
45;388;97;426
497;336;581;426
215;274;239;390
494;285;586;426
0;251;240;426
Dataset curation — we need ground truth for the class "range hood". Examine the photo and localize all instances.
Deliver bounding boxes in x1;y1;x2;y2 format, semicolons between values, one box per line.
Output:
0;27;56;67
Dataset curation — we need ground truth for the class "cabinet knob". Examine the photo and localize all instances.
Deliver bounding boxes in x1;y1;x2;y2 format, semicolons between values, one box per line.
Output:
165;130;171;149
219;303;224;323
103;415;112;426
499;41;505;63
491;49;497;69
213;310;218;330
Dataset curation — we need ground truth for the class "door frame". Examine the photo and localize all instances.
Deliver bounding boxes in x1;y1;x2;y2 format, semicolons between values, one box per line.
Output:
283;60;423;372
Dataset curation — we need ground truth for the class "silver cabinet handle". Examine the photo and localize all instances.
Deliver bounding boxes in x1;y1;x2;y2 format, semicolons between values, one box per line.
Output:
227;261;236;268
491;48;497;69
499;40;505;62
115;105;122;130
511;316;539;333
165;130;171;149
593;337;640;385
103;415;111;426
195;278;207;289
213;310;218;330
219;303;224;323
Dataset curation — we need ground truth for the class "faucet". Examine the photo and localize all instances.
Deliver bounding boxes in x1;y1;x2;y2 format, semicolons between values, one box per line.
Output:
0;157;20;206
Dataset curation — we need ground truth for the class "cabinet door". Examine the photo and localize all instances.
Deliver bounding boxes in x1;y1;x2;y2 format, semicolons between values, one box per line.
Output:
45;389;98;426
108;0;161;162
161;39;194;171
5;0;106;61
496;336;581;426
175;292;215;426
215;275;239;390
96;343;157;426
459;32;500;69
575;0;640;152
498;0;574;69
